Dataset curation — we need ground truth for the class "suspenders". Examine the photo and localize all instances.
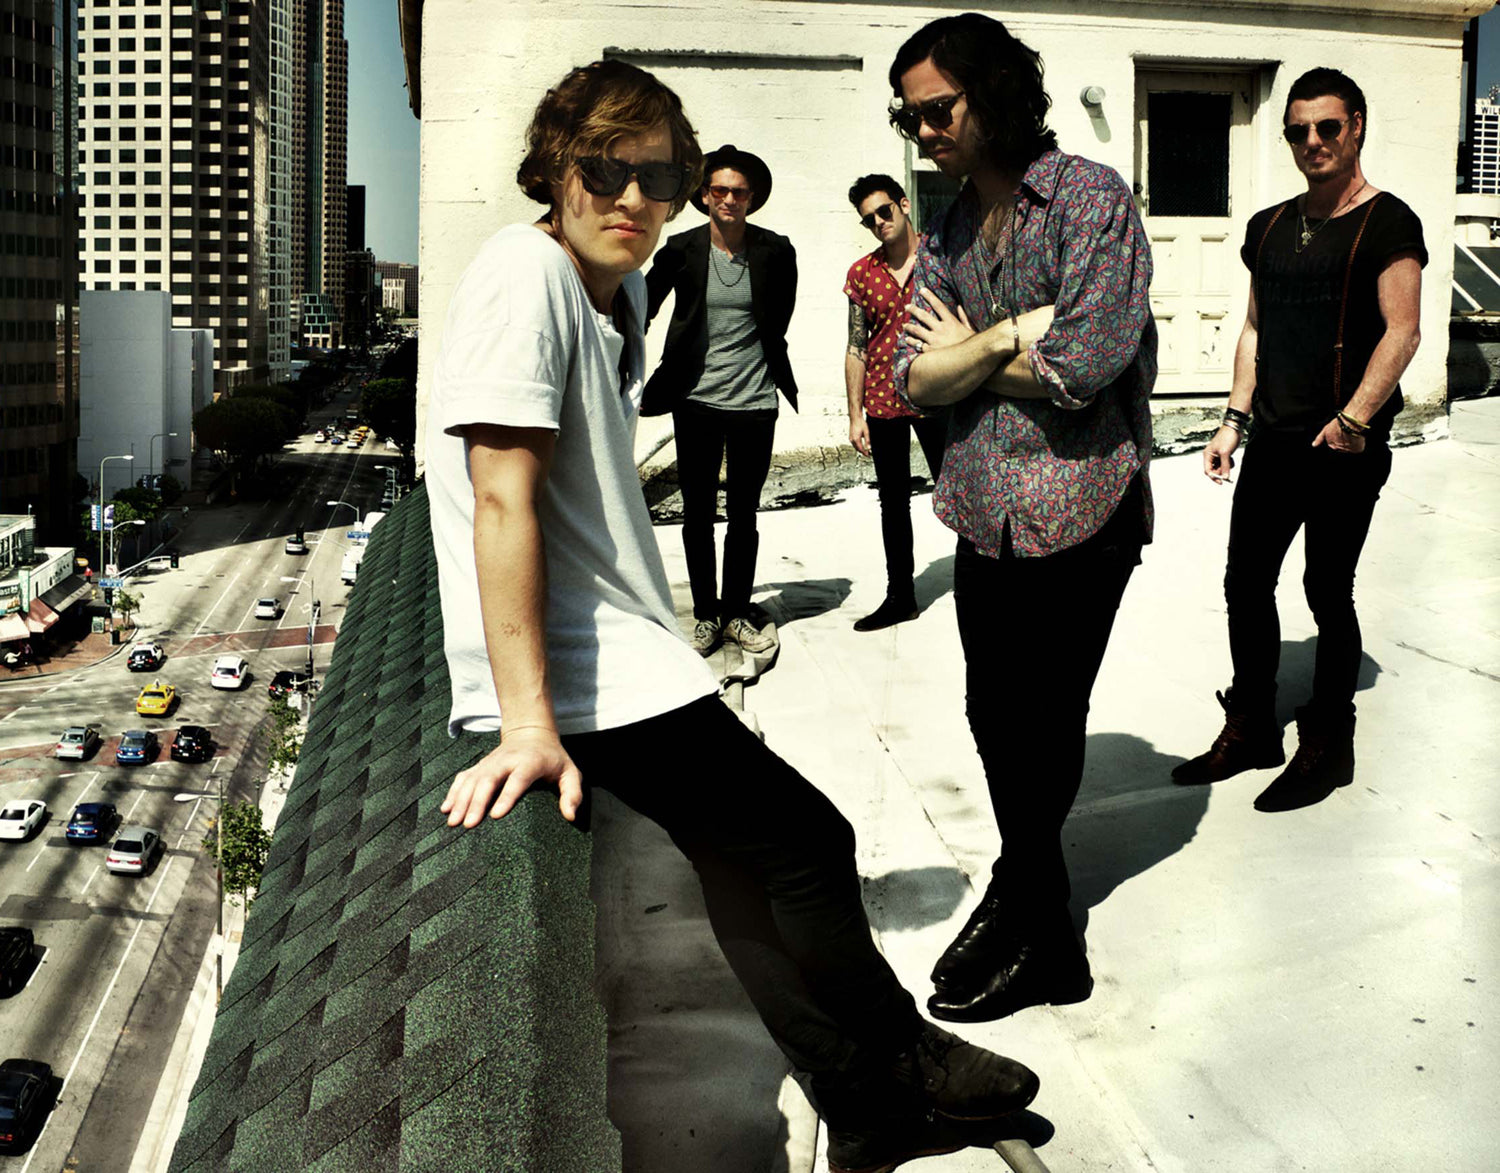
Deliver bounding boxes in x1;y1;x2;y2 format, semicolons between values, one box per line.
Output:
1253;192;1384;409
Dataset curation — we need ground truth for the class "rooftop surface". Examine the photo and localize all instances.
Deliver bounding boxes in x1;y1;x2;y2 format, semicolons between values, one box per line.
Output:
173;399;1499;1172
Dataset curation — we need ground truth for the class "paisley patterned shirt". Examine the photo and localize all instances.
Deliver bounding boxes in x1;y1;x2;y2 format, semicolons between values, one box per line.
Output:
844;248;919;420
893;149;1157;558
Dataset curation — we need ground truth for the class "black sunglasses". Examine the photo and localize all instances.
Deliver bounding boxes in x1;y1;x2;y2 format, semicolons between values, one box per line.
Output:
859;202;898;230
889;91;965;140
576;156;689;203
1283;118;1349;146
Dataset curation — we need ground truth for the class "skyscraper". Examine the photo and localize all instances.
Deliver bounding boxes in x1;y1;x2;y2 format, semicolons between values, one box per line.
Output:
76;0;275;397
1;0;80;538
1473;85;1500;195
290;0;344;349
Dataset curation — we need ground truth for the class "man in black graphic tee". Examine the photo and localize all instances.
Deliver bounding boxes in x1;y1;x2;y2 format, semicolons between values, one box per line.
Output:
1175;67;1424;811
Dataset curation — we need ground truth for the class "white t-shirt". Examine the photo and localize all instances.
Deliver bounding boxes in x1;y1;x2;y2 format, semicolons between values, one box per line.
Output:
427;223;718;736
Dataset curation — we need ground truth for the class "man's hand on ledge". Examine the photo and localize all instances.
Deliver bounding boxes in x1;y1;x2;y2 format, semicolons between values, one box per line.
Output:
442;726;583;827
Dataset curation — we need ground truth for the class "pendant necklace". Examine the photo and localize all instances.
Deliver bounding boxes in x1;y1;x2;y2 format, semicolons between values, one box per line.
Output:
1297;180;1368;253
710;242;747;288
987;200;1018;320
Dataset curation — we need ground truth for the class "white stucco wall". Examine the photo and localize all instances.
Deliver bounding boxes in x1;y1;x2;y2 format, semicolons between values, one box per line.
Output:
414;0;1479;467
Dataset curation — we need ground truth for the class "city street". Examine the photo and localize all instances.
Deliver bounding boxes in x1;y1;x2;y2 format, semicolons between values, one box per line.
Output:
0;381;395;1170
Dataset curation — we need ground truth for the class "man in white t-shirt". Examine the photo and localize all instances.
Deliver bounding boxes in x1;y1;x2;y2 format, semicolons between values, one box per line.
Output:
427;60;1040;1171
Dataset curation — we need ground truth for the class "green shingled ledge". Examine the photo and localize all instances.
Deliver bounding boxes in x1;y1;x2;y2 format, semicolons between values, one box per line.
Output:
167;485;622;1173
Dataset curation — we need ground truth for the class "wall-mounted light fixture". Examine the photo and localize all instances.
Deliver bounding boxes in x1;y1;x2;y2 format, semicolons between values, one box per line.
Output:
1080;85;1106;109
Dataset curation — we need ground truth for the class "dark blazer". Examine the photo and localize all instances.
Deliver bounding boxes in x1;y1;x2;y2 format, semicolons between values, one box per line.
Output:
641;222;799;416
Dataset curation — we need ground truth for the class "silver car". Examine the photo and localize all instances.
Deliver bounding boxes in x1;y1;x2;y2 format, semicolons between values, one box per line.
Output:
105;825;163;875
55;726;99;760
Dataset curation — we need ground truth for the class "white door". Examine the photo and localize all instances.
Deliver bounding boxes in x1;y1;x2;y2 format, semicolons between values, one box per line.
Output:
1135;70;1255;396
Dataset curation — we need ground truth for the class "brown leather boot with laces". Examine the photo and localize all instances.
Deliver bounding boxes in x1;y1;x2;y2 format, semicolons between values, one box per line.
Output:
1172;690;1284;786
1253;708;1355;812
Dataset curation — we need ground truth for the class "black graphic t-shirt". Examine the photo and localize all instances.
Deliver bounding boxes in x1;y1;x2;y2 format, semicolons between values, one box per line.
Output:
1240;192;1426;441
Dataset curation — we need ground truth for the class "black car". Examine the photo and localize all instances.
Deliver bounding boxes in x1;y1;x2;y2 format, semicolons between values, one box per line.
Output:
170;725;214;763
0;928;36;996
0;1058;52;1153
267;669;313;699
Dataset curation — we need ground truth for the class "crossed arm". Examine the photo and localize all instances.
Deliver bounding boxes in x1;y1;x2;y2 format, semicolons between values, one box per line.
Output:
903;294;1056;406
440;423;583;828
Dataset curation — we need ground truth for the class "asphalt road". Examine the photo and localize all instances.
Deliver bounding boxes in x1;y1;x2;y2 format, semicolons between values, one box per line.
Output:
0;383;398;1170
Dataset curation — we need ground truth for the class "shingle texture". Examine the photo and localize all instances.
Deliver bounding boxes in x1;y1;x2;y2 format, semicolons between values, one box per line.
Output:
169;486;621;1173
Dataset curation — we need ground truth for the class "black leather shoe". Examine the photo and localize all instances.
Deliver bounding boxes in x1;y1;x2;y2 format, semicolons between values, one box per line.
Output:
826;1105;966;1173
890;1022;1039;1122
853;596;920;632
930;893;1008;990
1253;707;1355;812
928;929;1092;1023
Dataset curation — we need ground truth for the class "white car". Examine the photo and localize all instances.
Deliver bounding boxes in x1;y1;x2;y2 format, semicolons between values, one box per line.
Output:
284;535;308;555
55;725;100;760
313;430;327;443
0;800;47;842
210;655;250;689
253;597;282;620
105;825;162;875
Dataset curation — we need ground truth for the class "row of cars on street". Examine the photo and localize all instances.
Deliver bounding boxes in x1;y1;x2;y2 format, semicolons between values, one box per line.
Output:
312;422;372;448
0;924;54;1152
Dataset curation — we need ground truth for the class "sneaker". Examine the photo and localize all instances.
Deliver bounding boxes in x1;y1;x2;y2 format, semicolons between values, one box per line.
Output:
853;596;920;633
722;615;774;654
689;618;722;656
891;1022;1039;1121
1171;689;1284;785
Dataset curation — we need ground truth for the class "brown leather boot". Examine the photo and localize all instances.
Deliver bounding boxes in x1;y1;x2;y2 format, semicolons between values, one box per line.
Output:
1253;708;1355;812
1172;690;1284;785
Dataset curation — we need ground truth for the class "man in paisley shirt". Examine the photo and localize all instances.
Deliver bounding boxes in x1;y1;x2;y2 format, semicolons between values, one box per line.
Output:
843;173;949;631
887;13;1157;1024
1175;69;1423;812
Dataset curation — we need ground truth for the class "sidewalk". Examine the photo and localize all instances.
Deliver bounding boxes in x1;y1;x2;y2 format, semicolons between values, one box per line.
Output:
0;626;136;683
597;399;1500;1172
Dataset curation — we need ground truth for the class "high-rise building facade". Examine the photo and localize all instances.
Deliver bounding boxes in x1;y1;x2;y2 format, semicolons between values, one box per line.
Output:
374;258;416;318
1472;86;1500;195
290;0;343;348
1;0;79;539
346;180;361;249
266;0;291;383
76;0;275;397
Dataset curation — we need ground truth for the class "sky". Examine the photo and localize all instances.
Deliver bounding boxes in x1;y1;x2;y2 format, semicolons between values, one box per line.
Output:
1480;8;1500;96
346;2;419;265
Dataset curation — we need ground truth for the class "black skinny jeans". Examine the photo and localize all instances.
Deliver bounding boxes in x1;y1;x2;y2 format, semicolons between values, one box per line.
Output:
867;412;949;600
954;489;1141;922
1224;431;1393;722
564;695;921;1086
674;403;777;621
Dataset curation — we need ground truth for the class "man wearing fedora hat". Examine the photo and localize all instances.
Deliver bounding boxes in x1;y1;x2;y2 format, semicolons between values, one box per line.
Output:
644;144;799;657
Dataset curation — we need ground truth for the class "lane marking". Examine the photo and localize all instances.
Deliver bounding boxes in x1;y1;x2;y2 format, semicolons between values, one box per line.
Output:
191;571;244;639
80;863;102;895
122;789;148;821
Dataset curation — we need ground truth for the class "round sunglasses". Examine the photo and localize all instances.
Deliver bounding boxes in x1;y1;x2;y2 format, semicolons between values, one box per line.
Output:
576;156;690;203
888;91;965;141
1283;118;1350;146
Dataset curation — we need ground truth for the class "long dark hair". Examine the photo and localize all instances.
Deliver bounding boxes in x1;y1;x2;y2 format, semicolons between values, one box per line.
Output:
888;13;1057;171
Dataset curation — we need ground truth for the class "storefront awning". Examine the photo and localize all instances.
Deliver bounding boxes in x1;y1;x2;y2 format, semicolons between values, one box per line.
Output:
0;613;29;643
40;574;93;614
27;597;60;634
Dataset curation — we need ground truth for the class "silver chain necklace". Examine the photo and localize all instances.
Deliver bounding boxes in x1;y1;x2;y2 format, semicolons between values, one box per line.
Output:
1297;181;1368;253
710;243;747;288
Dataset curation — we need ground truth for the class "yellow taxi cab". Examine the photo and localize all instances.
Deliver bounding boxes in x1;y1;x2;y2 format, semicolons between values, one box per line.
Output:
134;680;178;716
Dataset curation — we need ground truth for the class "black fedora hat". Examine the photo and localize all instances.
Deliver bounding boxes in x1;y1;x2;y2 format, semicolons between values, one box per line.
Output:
694;144;773;215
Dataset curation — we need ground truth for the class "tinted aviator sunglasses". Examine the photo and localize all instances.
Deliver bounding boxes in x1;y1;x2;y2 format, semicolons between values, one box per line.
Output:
859;202;897;230
1283;118;1350;146
576;156;690;203
889;91;965;140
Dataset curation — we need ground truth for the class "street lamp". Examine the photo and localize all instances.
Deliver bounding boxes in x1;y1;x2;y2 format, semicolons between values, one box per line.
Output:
148;431;178;491
98;454;133;582
281;573;318;678
175;785;223;1002
109;519;147;579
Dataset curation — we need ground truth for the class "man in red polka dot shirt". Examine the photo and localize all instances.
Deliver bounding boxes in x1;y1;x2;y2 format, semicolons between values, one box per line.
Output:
843;174;949;631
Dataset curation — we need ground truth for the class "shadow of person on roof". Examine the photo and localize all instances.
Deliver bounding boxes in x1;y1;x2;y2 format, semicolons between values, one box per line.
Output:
754;576;852;628
1271;637;1382;729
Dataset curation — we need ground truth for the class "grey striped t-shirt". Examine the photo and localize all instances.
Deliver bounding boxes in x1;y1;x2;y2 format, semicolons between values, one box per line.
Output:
687;246;780;411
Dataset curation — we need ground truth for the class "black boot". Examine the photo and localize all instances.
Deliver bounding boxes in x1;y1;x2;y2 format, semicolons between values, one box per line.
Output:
1253;707;1355;812
819;1073;966;1173
928;922;1092;1024
889;1021;1039;1121
930;889;1008;991
1172;689;1284;785
853;594;919;632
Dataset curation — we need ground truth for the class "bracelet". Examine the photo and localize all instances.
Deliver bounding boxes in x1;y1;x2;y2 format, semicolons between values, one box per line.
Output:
1336;410;1369;435
1009;312;1020;356
1220;418;1243;434
1223;406;1251;428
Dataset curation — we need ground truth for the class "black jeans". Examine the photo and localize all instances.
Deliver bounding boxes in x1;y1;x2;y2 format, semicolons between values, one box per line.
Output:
565;695;921;1084
953;487;1141;922
674;403;777;621
867;412;949;601
1224;431;1393;722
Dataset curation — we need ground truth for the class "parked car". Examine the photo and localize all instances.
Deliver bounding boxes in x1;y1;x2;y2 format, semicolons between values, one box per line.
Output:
115;729;158;766
284;535;308;555
105;826;162;876
253;597;282;620
267;669;313;699
55;725;99;761
134;680;177;716
0;928;36;996
65;802;119;844
0;801;46;842
0;1058;52;1152
210;655;249;690
126;641;165;672
170;725;214;763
